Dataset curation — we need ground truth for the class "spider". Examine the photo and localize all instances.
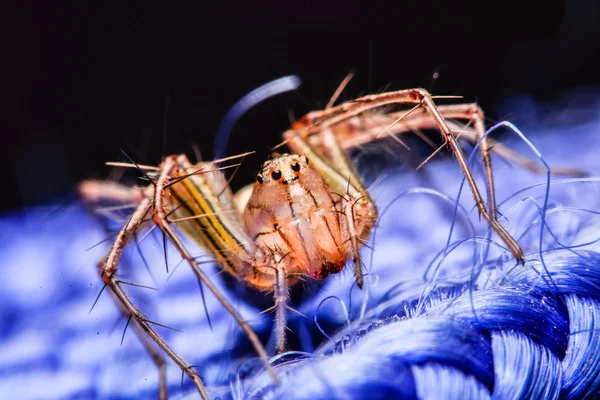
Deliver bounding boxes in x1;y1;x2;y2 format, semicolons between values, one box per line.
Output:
79;76;580;399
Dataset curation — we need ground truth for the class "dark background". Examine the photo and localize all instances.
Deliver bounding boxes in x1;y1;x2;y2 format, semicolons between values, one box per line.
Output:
3;1;599;212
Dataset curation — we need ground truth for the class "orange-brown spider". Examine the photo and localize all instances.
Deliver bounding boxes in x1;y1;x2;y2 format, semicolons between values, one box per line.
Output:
80;76;581;399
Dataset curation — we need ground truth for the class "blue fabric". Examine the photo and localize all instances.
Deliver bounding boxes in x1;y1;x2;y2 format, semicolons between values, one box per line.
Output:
1;93;600;399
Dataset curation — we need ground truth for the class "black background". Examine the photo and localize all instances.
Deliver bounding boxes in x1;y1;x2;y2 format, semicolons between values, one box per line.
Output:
3;1;599;212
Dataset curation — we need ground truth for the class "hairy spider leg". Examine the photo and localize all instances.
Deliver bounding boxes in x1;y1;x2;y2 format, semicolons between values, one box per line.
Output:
283;89;524;262
83;156;280;400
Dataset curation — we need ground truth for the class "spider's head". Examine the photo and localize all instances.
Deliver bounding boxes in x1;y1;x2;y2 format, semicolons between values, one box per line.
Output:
254;153;310;186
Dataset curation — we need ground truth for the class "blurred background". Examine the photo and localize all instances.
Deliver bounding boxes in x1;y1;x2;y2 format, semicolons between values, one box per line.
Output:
2;0;600;212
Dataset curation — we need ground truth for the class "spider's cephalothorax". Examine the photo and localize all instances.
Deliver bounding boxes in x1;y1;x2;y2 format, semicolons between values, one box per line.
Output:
245;153;373;286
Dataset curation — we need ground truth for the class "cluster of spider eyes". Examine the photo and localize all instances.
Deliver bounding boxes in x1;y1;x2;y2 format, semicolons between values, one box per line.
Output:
255;157;308;184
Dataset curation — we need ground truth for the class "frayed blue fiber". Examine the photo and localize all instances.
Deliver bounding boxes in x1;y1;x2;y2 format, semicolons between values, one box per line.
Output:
246;251;600;400
1;92;600;399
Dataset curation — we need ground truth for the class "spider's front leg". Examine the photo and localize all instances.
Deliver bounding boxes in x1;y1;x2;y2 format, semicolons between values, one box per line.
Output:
82;156;281;399
88;184;209;398
79;180;173;400
287;89;525;262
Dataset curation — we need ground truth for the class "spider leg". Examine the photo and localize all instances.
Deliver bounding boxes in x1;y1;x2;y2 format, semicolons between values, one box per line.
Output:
79;181;170;399
131;320;169;400
84;156;280;399
331;105;585;177
274;263;289;353
285;89;524;262
98;195;209;398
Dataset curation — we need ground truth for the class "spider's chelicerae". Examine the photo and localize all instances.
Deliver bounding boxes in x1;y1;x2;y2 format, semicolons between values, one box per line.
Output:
80;77;579;399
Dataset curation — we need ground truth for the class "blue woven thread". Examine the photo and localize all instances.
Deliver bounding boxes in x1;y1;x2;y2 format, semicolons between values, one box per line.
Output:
241;252;600;400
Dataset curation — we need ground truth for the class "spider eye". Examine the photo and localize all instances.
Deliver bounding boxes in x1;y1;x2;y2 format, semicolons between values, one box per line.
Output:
291;162;301;172
302;155;309;165
272;169;282;180
256;173;264;184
